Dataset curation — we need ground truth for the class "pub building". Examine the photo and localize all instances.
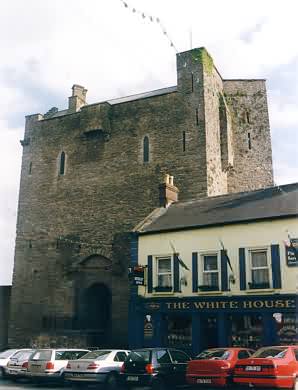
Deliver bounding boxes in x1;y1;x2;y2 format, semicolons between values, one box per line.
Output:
128;181;298;355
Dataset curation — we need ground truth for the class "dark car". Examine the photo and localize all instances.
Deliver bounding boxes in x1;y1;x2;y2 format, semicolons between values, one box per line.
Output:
120;348;191;389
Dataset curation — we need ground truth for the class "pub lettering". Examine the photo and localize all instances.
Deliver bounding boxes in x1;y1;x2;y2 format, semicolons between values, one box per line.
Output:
165;299;295;311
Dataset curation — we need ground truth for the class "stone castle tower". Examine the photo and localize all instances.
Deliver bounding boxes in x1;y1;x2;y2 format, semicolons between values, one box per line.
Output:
10;47;273;347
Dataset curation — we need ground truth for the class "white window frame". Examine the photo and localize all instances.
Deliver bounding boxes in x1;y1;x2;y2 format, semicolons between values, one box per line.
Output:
247;247;271;289
199;252;220;291
154;255;173;291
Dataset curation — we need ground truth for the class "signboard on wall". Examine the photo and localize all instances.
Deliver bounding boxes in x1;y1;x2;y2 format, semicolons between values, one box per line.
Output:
285;238;298;266
129;266;145;286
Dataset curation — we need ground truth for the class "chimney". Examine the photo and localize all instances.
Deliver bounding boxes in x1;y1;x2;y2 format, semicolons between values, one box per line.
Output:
159;174;179;207
68;84;87;112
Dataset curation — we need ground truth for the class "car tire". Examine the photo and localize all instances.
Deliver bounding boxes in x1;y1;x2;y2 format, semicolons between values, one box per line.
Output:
0;367;6;379
152;377;167;390
105;372;118;390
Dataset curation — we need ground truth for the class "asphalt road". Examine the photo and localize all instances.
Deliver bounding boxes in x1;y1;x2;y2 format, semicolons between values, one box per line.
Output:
0;378;255;390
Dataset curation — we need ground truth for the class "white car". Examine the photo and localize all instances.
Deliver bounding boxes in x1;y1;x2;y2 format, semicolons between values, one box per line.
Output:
64;349;130;388
27;348;89;382
0;349;32;378
5;349;35;379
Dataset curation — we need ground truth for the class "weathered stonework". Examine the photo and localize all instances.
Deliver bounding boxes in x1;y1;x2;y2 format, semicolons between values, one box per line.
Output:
10;47;273;348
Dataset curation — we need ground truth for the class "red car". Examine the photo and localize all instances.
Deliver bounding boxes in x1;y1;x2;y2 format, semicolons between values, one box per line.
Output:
186;347;254;387
233;345;298;389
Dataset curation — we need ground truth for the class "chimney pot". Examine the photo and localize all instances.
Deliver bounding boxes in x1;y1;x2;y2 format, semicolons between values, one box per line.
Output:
159;174;179;207
68;84;87;112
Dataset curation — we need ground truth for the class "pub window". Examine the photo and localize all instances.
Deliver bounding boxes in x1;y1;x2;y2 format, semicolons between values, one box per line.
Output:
199;254;220;291
143;136;149;163
248;249;270;289
155;256;172;291
199;253;219;291
59;151;66;175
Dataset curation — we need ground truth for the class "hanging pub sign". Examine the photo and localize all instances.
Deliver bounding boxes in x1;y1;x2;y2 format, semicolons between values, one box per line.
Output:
128;265;145;286
285;238;298;266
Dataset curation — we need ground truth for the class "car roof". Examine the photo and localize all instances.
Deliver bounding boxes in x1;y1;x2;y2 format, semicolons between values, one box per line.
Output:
33;348;89;351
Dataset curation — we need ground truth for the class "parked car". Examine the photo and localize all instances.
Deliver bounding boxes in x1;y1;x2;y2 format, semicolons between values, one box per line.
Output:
120;348;191;389
27;348;89;382
233;345;298;389
0;349;31;378
5;349;35;380
186;347;254;387
64;349;130;388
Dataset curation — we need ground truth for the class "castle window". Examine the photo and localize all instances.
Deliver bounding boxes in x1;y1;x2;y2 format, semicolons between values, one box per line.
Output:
196;108;199;125
248;133;252;150
182;131;186;152
191;72;194;92
246;111;250;124
59;151;66;175
143;136;149;163
29;162;32;175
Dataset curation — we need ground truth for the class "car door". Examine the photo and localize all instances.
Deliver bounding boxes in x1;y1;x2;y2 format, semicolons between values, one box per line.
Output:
168;349;191;385
113;351;129;372
154;350;174;385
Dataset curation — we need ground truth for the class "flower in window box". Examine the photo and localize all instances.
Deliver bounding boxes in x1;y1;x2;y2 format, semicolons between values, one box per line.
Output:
154;286;173;292
198;285;219;291
248;282;270;289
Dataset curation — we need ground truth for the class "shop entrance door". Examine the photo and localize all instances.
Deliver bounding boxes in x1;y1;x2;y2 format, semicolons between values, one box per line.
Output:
201;315;218;349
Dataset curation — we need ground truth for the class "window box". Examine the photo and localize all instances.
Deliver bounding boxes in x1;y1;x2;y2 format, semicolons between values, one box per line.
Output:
248;282;270;290
198;285;219;292
154;286;173;293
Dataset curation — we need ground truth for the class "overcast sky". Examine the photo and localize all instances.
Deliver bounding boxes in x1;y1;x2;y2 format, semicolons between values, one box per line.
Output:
0;0;297;285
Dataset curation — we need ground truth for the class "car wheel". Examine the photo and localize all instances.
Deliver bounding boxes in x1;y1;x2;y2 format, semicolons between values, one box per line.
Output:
152;377;167;390
105;372;118;390
0;367;6;379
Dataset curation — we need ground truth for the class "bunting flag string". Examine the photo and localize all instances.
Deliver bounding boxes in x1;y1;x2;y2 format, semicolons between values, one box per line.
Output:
119;0;178;53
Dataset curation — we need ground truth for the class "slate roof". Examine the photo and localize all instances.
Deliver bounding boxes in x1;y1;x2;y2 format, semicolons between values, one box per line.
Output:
137;183;298;235
107;86;177;105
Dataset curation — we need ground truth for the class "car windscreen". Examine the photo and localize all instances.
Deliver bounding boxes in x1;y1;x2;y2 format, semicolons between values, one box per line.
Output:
79;351;111;360
195;349;230;360
252;347;287;359
10;351;34;360
30;350;52;361
127;351;151;363
0;349;18;359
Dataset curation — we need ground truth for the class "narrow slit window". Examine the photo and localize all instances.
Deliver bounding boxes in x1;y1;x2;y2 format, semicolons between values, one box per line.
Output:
143;136;149;163
182;131;186;152
191;72;194;92
59;151;66;175
29;162;32;175
246;111;250;124
248;133;252;150
196;108;199;125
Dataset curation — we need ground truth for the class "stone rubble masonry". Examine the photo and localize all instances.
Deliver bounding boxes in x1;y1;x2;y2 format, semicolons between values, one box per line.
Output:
9;47;273;348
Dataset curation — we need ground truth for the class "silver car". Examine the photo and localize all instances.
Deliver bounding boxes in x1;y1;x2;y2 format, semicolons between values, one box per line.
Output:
5;349;35;379
27;348;89;382
64;349;130;388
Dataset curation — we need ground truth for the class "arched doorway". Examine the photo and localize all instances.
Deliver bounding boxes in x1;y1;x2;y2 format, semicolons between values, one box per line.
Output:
79;283;111;347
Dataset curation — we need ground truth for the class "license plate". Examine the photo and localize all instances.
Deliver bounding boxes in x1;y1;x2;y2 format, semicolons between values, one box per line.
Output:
72;373;83;377
245;366;261;371
127;376;139;381
197;378;212;384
